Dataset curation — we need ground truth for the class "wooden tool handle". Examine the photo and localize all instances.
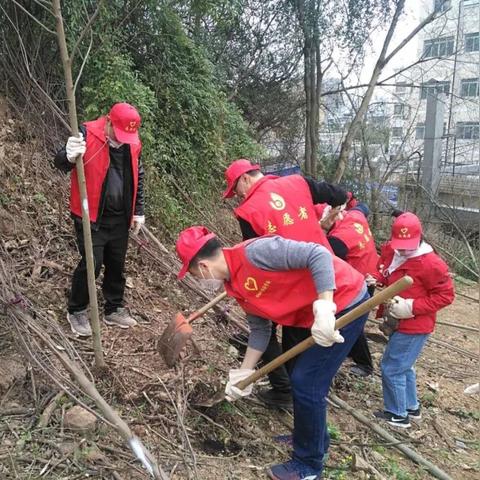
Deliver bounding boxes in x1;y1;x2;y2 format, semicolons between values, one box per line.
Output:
188;291;228;322
236;276;413;390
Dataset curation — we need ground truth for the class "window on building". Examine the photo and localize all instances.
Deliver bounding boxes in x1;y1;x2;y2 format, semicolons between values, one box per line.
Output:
465;33;480;52
415;124;425;139
420;80;450;99
423;36;455;57
460;78;479;97
395;82;407;93
434;0;450;13
391;127;403;138
393;104;405;115
456;122;480;139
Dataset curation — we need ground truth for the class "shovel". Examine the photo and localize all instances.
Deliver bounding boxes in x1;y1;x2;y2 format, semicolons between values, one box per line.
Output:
159;291;228;367
196;275;413;407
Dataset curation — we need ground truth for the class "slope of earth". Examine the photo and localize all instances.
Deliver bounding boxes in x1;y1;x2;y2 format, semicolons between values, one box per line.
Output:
0;102;479;480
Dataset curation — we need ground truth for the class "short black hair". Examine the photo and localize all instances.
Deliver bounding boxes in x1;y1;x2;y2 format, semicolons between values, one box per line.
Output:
391;209;404;218
189;237;222;270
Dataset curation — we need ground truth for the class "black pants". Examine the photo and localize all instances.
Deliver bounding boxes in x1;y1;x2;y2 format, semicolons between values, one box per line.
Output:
68;216;129;315
262;323;311;393
347;285;375;372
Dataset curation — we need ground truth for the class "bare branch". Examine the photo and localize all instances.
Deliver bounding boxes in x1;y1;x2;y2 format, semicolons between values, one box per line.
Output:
10;0;56;35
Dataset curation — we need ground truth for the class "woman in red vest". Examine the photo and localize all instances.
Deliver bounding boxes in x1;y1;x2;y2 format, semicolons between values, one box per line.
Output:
176;226;369;480
373;213;454;428
54;103;144;337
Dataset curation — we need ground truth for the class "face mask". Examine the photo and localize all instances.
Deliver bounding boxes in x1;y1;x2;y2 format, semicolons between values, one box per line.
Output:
108;137;124;149
199;266;223;294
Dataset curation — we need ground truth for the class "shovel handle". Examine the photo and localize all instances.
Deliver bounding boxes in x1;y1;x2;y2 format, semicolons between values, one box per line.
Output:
236;276;413;391
188;291;228;322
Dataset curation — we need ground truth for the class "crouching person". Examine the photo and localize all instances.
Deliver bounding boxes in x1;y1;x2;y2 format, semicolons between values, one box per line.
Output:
176;226;370;480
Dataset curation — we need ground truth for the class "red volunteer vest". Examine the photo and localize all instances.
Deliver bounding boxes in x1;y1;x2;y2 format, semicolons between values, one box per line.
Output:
329;210;379;275
69;116;141;223
234;175;332;251
223;241;365;328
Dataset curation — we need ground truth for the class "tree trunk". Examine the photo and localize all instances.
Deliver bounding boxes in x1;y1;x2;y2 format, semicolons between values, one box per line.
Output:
52;0;105;369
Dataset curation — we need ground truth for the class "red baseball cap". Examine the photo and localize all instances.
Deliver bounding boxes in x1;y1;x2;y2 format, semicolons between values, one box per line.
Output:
109;103;141;145
390;212;422;250
176;226;217;279
223;159;260;199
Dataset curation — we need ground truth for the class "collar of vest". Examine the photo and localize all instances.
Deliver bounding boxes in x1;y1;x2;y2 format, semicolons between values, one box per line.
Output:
242;175;279;203
84;116;108;142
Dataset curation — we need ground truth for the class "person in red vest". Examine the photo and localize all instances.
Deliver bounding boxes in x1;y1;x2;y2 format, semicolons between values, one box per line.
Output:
372;213;454;428
223;159;348;409
326;202;379;377
54;103;144;337
176;226;370;480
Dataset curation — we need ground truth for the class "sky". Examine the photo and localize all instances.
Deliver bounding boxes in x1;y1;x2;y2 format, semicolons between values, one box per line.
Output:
360;0;422;82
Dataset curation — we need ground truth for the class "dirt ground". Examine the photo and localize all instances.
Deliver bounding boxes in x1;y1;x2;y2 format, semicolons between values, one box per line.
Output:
0;102;479;480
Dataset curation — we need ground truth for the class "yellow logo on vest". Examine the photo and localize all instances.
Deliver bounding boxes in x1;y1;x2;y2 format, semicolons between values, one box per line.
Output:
244;277;271;298
244;277;258;291
269;192;286;211
353;222;364;235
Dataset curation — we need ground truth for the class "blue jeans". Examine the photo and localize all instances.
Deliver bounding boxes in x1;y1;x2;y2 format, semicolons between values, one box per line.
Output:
381;331;429;417
290;294;370;471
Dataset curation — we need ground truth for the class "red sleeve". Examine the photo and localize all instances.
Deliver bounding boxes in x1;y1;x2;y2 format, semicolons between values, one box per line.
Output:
412;257;455;315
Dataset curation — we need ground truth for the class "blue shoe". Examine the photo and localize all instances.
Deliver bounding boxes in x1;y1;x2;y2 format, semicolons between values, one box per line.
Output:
266;459;320;479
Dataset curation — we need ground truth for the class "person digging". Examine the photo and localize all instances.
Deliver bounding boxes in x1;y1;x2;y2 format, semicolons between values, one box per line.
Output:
54;102;145;336
176;226;370;480
223;158;347;410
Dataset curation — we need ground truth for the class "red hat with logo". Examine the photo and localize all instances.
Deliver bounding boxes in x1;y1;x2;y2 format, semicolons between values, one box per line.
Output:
108;103;141;145
346;192;358;210
176;226;217;279
223;159;260;199
390;212;422;250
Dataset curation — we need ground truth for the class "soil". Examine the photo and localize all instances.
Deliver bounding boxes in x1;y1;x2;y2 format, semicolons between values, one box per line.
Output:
0;100;479;479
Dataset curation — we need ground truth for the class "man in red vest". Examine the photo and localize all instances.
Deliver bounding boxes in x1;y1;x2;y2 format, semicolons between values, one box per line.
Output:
327;203;379;376
223;159;347;409
54;103;144;337
176;226;369;480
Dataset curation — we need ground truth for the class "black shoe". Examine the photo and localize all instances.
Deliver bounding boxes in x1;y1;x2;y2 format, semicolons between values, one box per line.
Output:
257;389;293;410
373;410;411;428
407;406;421;420
350;364;373;377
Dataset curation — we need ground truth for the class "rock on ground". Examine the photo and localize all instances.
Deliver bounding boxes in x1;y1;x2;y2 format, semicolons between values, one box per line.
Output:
64;405;97;433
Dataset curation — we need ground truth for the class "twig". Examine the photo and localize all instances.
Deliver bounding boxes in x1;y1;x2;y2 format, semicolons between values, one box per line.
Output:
329;394;454;480
37;391;64;428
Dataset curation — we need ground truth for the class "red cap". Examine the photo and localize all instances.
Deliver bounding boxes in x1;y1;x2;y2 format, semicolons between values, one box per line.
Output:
176;226;217;279
109;103;141;145
390;212;422;250
223;159;260;198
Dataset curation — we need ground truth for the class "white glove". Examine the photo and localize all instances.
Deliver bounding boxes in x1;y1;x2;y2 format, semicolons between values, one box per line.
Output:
131;215;145;235
311;299;344;347
365;274;377;287
389;296;414;319
66;134;86;163
225;368;254;402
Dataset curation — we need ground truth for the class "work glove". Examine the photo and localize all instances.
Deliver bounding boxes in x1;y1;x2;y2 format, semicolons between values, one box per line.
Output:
131;215;145;235
225;368;254;402
311;299;344;347
66;134;86;163
389;296;414;319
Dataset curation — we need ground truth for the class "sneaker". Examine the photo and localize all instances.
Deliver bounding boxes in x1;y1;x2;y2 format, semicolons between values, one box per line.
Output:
373;410;411;429
67;309;92;337
266;459;320;480
104;307;137;329
350;364;373;377
407;406;421;420
257;389;293;410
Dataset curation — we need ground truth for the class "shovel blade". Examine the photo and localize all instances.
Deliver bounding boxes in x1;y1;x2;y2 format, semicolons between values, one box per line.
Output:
158;313;193;367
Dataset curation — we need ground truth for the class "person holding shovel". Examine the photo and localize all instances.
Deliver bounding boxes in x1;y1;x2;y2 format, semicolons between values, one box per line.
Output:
54;102;145;337
222;159;347;409
176;226;370;480
372;213;454;428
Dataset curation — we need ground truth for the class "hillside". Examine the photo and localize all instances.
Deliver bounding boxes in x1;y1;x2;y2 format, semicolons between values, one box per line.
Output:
0;102;479;480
